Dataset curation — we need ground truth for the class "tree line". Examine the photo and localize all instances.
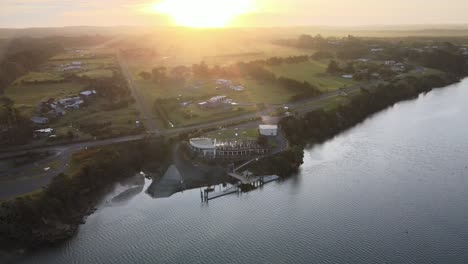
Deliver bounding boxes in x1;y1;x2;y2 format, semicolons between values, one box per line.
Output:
280;74;459;147
0;38;63;94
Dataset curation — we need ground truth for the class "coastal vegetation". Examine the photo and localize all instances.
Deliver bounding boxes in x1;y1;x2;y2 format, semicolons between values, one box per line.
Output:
279;74;460;147
0;138;171;250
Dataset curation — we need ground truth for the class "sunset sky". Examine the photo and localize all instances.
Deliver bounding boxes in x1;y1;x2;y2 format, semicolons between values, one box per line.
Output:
2;0;468;28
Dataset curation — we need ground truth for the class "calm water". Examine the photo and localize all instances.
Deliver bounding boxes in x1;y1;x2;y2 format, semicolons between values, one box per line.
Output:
11;79;468;264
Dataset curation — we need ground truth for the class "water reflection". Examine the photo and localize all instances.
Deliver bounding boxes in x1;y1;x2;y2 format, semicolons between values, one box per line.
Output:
147;165;184;198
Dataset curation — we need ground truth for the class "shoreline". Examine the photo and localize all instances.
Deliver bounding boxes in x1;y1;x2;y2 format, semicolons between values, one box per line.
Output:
0;139;171;253
248;73;463;176
0;73;464;254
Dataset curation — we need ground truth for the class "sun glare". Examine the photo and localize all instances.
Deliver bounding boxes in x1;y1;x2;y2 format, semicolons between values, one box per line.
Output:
151;0;253;28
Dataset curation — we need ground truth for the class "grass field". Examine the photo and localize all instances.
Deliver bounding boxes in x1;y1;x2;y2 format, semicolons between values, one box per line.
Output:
126;42;312;72
14;72;65;84
267;60;357;92
5;82;85;116
204;127;259;140
6;81;140;138
77;69;114;78
162;103;258;127
48;57;116;70
136;77;298;107
51;98;141;138
404;67;443;77
136;75;311;127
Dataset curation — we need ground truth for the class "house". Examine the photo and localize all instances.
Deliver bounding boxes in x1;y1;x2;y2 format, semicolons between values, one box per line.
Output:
58;97;80;105
231;85;245;92
342;74;354;79
31;117;49;125
209;96;227;103
58;97;83;109
35;128;53;134
47;107;66;117
216;79;245;92
410;48;424;53
371;48;384;52
64;100;84;109
356;58;371;62
80;90;97;96
391;63;406;73
461;48;468;56
259;125;278;137
34;128;54;137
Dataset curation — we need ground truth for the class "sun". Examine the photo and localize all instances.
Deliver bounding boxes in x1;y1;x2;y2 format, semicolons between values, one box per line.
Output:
151;0;253;28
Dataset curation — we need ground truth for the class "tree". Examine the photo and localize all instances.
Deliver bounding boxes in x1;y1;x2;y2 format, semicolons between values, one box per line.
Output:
327;60;341;74
192;62;209;78
0;97;15;128
139;71;151;80
344;62;356;74
311;51;334;60
151;66;167;83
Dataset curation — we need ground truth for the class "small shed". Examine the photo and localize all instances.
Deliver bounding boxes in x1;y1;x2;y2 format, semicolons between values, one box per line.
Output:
259;125;278;137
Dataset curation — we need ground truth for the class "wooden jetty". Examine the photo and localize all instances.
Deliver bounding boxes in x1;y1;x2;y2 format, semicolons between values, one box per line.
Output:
201;173;280;202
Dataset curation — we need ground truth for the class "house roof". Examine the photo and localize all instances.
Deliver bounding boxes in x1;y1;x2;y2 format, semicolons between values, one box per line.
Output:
259;125;278;130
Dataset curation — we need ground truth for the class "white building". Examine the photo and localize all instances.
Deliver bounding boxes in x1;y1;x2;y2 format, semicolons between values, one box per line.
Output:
64;100;84;109
259;125;278;137
35;128;54;134
231;85;245;91
342;74;354;79
80;90;97;96
58;97;81;106
208;96;228;103
189;138;217;157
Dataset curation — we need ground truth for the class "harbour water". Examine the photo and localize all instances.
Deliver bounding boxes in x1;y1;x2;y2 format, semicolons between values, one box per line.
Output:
10;78;468;264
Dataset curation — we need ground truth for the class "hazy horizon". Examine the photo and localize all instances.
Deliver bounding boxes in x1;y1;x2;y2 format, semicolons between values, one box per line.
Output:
2;0;468;28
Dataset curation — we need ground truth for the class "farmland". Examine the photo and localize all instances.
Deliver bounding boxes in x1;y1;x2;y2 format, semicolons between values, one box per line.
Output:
4;48;142;141
267;60;357;92
5;83;85;116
